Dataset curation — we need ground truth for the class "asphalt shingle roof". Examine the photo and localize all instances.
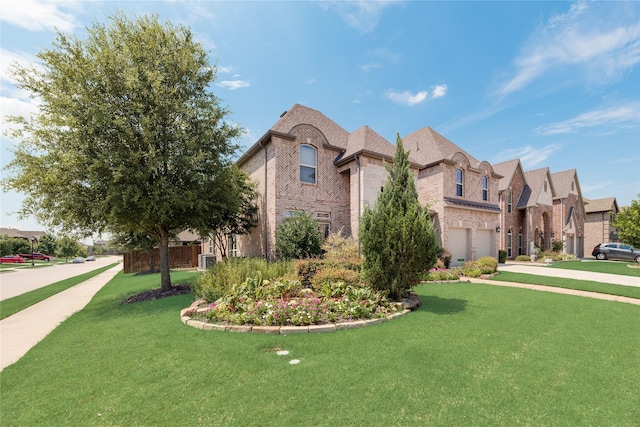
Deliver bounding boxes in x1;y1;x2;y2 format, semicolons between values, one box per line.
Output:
402;126;481;168
584;197;618;213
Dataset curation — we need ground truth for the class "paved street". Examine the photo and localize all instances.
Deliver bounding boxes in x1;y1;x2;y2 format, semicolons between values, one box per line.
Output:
0;255;121;301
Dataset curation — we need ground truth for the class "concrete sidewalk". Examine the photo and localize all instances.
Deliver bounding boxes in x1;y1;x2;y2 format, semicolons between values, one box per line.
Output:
0;264;122;371
468;277;640;306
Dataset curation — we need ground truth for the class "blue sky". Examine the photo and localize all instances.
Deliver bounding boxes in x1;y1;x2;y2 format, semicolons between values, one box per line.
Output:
1;0;639;235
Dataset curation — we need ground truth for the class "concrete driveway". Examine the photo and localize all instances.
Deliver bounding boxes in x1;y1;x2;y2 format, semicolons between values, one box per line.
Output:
0;255;122;301
498;262;640;287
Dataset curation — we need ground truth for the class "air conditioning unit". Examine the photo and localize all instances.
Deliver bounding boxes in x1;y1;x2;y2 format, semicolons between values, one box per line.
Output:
198;254;216;270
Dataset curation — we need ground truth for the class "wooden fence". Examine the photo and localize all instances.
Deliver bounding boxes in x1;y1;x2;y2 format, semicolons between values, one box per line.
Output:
123;246;201;274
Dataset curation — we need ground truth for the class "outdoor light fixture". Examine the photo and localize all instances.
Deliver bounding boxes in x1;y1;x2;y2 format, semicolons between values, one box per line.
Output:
495;226;501;233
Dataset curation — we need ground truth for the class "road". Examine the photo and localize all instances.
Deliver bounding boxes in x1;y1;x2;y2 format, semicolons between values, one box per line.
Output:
0;255;122;301
498;262;640;287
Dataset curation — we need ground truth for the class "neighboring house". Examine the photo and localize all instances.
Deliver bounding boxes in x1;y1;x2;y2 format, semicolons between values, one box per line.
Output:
233;104;501;265
551;169;586;258
493;163;556;257
172;230;201;247
0;228;47;243
493;159;529;258
523;167;556;253
584;197;619;254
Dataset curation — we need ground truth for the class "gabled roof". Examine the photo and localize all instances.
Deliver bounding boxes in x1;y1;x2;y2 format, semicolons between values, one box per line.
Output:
493;159;525;192
0;228;47;240
335;125;397;166
551;169;579;199
402;126;481;168
551;169;586;219
271;104;350;150
523;167;555;207
584;197;619;214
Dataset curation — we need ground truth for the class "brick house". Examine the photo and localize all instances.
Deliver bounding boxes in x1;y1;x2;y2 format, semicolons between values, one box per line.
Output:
551;169;586;257
493;161;557;258
227;104;501;265
584;197;619;255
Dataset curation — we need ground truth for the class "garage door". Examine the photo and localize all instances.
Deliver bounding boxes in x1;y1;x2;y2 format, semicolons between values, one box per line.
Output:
448;228;469;266
476;230;492;259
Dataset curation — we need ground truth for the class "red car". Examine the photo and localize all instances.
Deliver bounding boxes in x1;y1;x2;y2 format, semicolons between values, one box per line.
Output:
1;255;26;264
19;252;53;261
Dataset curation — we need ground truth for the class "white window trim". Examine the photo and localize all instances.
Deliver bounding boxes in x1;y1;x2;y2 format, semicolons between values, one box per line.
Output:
300;144;317;184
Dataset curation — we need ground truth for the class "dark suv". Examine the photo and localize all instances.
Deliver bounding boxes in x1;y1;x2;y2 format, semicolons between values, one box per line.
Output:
592;243;640;262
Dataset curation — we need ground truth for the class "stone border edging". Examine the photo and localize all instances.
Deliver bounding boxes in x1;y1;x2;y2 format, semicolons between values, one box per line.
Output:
180;295;418;335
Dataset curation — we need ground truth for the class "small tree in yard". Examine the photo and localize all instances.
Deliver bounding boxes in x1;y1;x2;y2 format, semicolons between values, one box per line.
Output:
275;210;322;260
612;195;640;248
359;134;438;299
56;236;83;262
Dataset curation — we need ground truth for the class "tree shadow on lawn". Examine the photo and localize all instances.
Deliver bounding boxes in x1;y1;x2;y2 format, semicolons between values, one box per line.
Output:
418;295;467;315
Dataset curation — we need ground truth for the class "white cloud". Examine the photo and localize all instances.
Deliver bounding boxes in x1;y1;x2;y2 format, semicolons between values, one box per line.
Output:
1;49;38;85
431;84;448;99
386;90;428;106
360;47;402;71
320;1;400;33
535;103;640;135
217;65;234;74
306;77;316;84
0;0;81;33
496;1;640;96
495;144;562;169
217;80;250;90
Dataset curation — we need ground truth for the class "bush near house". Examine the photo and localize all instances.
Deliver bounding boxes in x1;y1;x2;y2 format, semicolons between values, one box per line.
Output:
422;256;498;282
515;255;531;262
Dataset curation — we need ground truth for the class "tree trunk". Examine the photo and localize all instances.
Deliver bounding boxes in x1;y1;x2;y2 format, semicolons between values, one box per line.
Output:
158;229;172;291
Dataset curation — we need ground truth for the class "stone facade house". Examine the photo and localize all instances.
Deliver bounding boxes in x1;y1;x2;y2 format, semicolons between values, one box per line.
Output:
226;104;501;265
584;197;619;254
551;169;586;258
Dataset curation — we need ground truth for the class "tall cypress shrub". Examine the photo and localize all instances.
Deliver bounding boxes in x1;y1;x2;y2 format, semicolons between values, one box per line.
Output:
359;135;438;299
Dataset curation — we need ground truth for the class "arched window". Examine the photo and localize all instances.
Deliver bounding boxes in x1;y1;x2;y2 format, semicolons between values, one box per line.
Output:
456;168;464;197
300;145;317;184
482;176;489;201
507;229;513;258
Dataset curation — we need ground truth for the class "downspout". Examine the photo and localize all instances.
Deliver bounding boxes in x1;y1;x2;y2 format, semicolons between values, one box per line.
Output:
263;142;268;259
526;207;530;256
355;154;361;254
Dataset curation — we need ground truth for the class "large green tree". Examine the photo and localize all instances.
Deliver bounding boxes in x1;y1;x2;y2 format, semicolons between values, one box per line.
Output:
359;135;438;299
612;195;640;248
3;13;245;290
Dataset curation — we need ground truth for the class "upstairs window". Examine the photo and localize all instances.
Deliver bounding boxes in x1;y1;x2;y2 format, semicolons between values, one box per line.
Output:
507;191;512;213
482;176;489;201
300;145;317;184
456;168;464;197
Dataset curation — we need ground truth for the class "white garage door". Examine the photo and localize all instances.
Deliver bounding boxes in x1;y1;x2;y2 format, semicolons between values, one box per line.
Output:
448;228;469;266
476;230;492;259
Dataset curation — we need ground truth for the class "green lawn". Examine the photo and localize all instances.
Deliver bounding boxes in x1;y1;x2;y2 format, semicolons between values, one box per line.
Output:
1;273;638;426
0;263;118;320
548;260;640;277
491;260;640;299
